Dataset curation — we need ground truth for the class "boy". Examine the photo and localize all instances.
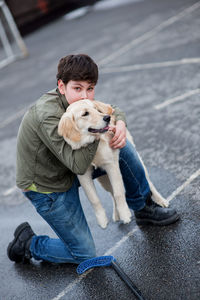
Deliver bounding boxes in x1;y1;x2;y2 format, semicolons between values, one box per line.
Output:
7;54;179;264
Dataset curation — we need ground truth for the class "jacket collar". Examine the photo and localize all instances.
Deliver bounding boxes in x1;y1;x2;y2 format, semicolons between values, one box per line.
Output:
56;88;69;110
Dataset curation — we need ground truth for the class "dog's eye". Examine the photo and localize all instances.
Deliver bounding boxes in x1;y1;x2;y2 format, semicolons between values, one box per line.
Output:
82;111;89;117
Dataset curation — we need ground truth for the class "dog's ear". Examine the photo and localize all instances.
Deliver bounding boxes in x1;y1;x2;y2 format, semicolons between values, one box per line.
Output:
94;101;114;115
58;113;81;142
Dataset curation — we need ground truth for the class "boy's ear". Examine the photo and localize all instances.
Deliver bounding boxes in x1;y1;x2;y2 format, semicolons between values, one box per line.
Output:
58;113;81;142
57;79;65;95
94;101;114;115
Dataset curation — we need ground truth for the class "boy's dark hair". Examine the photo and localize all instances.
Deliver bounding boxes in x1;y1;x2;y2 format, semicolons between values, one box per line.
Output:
56;54;98;85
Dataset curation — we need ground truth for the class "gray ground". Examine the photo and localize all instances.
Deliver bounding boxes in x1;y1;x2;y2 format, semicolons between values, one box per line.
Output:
0;0;200;299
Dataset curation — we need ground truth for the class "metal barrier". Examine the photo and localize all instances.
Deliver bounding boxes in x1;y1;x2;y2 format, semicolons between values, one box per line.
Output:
0;0;28;69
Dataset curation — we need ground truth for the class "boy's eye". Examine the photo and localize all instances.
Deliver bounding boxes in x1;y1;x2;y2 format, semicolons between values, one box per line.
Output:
82;111;89;117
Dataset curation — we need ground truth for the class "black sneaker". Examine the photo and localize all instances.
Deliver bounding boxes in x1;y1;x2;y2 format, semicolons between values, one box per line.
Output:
7;222;35;263
134;197;180;226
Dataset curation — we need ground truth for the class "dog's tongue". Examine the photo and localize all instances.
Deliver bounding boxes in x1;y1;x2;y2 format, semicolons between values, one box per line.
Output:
99;126;109;133
88;126;109;133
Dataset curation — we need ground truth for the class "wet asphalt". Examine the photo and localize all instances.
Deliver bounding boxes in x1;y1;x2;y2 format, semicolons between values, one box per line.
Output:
0;0;200;299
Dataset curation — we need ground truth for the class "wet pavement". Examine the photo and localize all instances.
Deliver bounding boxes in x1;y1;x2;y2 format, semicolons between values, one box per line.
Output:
0;0;200;299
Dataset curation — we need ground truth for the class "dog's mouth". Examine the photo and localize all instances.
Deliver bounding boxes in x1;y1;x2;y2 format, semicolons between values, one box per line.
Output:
88;126;109;133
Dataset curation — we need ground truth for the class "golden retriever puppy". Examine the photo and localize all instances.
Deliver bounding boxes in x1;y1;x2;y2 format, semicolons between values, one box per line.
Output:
58;100;169;228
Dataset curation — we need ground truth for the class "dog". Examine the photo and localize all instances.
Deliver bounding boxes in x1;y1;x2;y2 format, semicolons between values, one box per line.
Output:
58;99;169;228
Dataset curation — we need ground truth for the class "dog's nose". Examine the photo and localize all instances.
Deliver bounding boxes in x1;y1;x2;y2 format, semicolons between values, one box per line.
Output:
103;115;111;123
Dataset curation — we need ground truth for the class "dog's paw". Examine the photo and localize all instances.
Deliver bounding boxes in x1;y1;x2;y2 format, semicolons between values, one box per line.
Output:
96;210;109;229
98;217;109;229
118;206;132;224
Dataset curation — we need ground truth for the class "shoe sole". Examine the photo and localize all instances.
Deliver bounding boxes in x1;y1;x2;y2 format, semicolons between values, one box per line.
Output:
7;222;31;262
136;213;180;226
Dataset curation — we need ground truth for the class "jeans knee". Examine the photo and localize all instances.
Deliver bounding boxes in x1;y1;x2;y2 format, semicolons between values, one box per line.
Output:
74;247;96;263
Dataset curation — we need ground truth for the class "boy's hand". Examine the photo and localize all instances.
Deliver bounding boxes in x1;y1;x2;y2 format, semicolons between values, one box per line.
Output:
109;120;126;149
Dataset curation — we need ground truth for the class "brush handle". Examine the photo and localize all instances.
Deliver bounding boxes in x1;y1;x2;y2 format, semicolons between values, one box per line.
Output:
111;261;146;300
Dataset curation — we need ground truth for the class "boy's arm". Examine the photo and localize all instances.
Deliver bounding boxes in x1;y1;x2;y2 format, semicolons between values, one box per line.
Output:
38;116;99;175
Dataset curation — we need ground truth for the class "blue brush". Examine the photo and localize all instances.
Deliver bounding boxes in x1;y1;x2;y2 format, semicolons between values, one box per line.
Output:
77;255;147;300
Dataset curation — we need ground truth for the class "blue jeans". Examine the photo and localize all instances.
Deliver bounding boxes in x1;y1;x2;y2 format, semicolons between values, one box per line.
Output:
23;140;150;264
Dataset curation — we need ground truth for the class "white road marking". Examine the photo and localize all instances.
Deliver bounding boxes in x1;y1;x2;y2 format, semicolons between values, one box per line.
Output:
0;105;31;129
154;89;200;110
100;57;200;73
98;1;200;65
64;7;90;20
51;269;94;300
104;227;138;255
167;168;200;202
3;185;17;196
94;0;142;10
64;0;142;20
0;108;25;129
51;169;200;300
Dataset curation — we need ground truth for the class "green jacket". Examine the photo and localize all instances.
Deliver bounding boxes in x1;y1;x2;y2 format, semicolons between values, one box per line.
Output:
16;88;126;193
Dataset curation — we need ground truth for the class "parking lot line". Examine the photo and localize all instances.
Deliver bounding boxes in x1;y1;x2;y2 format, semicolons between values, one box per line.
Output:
100;57;200;73
154;89;200;110
98;1;200;66
167;168;200;202
0;107;26;129
51;268;94;300
0;101;35;130
3;185;17;196
51;169;200;300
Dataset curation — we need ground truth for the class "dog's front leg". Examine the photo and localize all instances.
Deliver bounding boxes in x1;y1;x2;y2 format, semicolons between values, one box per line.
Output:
78;167;109;229
104;164;132;224
97;174;120;222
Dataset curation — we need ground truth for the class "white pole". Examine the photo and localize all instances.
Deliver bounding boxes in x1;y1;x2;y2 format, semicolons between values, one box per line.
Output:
0;0;28;57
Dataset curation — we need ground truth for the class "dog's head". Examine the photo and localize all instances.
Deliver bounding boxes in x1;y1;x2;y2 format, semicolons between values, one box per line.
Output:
58;99;114;147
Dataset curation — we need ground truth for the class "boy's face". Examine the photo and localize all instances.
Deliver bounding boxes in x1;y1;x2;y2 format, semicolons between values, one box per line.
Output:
58;80;95;104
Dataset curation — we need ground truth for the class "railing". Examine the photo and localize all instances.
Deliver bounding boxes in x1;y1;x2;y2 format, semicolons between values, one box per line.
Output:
0;0;28;69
